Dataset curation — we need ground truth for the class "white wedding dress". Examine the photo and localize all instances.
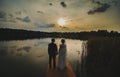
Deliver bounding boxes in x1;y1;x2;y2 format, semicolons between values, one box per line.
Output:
58;44;67;70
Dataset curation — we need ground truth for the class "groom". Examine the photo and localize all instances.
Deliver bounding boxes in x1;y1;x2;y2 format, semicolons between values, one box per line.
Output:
48;38;58;69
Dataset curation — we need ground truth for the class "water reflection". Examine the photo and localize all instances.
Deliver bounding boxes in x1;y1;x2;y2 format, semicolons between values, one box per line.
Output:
0;38;86;77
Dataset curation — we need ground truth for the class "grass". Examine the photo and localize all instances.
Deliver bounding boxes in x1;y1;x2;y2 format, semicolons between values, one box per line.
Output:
85;37;120;77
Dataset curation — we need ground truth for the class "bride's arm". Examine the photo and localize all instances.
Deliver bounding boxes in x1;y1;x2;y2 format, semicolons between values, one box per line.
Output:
59;44;61;54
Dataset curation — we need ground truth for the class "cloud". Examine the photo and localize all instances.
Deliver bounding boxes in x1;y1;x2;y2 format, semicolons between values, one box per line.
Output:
37;11;44;14
22;16;31;22
60;1;67;8
15;11;22;15
111;1;117;6
0;10;30;23
0;11;16;22
49;3;53;6
47;24;55;28
110;0;120;6
16;16;31;23
88;0;111;15
34;22;55;28
0;11;7;18
9;14;14;18
17;46;31;53
16;17;22;20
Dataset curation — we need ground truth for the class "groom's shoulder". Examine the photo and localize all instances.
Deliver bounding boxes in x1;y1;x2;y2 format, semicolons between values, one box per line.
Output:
48;43;56;46
48;43;51;46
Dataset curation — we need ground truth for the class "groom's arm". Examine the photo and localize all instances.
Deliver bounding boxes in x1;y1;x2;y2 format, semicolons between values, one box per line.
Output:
55;44;58;53
48;44;50;55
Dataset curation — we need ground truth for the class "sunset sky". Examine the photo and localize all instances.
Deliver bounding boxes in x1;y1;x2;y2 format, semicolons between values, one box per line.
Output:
0;0;120;32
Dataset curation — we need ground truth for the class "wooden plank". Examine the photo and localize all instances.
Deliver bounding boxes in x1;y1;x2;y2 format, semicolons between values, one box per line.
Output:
46;57;76;77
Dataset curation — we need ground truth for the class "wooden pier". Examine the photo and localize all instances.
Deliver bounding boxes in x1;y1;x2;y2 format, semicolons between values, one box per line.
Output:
46;58;76;77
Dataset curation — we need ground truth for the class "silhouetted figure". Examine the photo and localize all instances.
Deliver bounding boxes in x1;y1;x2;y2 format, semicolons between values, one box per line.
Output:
58;39;67;70
48;38;58;69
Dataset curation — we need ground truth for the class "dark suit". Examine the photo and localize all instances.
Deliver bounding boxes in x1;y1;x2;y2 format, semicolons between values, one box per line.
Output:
48;42;57;68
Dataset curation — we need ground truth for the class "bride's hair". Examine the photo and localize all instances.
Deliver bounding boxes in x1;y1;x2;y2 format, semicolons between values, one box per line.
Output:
61;39;65;43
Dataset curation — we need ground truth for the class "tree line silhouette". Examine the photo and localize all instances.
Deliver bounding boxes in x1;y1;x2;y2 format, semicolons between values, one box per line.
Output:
0;28;120;41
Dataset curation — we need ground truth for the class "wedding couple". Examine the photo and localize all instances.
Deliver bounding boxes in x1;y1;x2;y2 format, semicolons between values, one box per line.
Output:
48;38;67;70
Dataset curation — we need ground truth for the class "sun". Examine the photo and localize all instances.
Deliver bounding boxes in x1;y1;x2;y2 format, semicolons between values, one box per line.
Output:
57;18;65;26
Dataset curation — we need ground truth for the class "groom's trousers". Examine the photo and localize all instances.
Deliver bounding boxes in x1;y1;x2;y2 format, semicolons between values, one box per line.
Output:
49;55;56;68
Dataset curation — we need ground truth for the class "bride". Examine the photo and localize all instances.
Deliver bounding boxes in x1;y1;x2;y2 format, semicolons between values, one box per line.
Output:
58;39;67;70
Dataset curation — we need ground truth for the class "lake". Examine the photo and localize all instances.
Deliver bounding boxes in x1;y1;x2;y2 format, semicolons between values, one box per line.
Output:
0;38;87;77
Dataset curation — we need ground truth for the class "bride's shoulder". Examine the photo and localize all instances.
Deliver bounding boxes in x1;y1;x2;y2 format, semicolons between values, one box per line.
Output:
62;44;66;47
60;44;66;47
